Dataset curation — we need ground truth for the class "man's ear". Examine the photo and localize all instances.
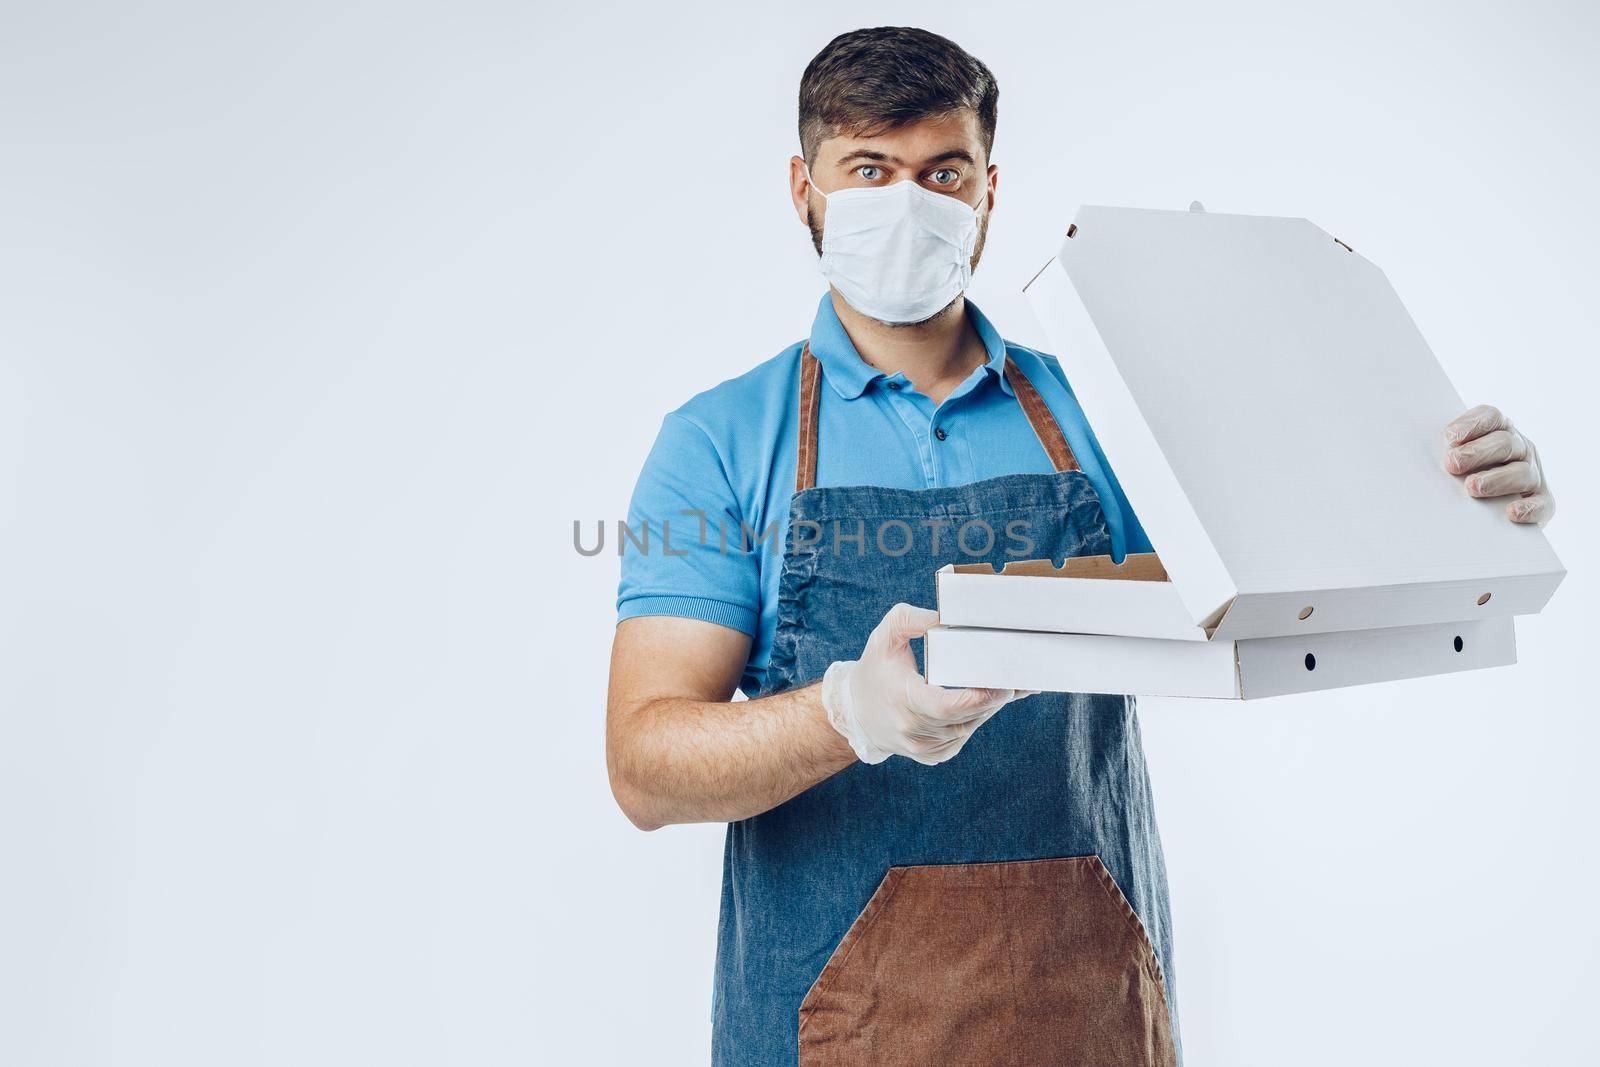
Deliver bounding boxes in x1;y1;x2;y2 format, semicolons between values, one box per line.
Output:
788;155;813;225
982;162;999;213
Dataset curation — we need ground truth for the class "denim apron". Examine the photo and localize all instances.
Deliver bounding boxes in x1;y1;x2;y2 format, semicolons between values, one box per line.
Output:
712;346;1179;1066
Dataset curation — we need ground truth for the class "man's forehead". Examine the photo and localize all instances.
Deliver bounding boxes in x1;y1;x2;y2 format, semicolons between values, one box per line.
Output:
815;110;985;166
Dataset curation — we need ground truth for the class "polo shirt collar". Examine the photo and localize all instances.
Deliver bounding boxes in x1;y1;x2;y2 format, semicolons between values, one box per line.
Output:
807;292;1014;399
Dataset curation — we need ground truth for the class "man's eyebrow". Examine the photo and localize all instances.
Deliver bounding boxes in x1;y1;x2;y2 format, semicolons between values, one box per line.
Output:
835;149;899;166
832;147;978;168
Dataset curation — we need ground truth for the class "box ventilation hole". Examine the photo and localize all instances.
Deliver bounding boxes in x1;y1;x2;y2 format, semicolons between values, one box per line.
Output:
1454;635;1464;652
1298;606;1314;620
1304;653;1316;671
1477;592;1492;606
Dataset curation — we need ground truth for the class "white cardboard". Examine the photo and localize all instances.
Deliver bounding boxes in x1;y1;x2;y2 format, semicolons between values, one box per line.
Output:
1021;206;1565;637
924;617;1518;700
937;568;1202;641
935;554;1205;641
934;553;1560;642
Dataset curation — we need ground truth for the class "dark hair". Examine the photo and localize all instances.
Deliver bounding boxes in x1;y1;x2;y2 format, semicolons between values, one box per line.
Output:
798;27;999;166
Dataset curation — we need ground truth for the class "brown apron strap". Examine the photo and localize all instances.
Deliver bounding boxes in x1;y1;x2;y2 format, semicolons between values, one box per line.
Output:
796;344;823;493
793;343;1081;492
1004;358;1081;473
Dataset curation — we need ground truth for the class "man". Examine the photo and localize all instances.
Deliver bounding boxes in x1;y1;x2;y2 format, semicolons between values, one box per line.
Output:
607;26;1557;1066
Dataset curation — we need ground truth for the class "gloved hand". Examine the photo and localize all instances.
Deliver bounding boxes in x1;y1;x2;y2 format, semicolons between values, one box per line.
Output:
820;602;1034;766
1443;404;1556;525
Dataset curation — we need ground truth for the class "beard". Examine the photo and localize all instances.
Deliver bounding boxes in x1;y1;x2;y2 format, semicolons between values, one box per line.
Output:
806;201;991;328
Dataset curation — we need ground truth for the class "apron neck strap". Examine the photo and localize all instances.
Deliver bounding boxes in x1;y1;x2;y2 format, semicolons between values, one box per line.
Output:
796;343;825;493
1003;357;1082;475
794;341;1082;494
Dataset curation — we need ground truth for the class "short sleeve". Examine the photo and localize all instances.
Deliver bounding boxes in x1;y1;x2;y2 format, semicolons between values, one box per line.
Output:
616;412;760;635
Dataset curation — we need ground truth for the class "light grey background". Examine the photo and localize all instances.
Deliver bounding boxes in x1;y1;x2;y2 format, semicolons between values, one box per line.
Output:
2;1;1595;1064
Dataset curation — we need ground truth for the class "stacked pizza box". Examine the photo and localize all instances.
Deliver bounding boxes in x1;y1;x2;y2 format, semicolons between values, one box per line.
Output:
923;206;1564;699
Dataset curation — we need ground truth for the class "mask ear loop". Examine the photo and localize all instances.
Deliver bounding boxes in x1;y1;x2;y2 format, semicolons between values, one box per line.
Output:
802;164;831;201
965;183;988;216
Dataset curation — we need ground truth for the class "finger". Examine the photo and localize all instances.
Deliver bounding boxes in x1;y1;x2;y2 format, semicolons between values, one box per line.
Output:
1467;459;1541;498
914;682;1010;720
907;718;990;765
908;736;964;766
866;602;940;655
907;709;988;746
1444;404;1509;446
1508;491;1554;525
907;680;1016;723
1444;428;1526;476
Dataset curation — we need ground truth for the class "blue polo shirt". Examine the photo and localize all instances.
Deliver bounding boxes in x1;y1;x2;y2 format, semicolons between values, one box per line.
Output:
617;293;1152;696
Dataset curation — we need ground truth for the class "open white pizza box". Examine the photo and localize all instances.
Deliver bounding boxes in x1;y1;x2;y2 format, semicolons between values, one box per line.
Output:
925;204;1565;699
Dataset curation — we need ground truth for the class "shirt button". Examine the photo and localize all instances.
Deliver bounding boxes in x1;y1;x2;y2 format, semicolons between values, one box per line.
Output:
887;381;902;391
934;427;948;441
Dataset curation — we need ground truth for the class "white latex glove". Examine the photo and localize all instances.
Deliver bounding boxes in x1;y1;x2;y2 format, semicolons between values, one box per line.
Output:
820;602;1035;766
1443;404;1557;525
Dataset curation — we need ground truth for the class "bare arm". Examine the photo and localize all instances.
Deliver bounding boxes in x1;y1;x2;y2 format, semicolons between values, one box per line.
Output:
606;616;856;831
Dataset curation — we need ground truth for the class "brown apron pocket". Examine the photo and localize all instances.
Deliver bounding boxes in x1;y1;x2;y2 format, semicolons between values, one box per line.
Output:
797;856;1174;1067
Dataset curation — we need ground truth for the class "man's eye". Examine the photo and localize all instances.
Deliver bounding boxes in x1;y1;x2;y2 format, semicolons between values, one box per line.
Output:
857;165;882;181
929;168;959;185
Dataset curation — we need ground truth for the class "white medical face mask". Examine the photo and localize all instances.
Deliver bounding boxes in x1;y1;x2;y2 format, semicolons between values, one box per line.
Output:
807;167;984;325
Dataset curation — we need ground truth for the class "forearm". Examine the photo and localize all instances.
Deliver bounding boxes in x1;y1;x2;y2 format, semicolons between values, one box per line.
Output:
608;681;857;830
